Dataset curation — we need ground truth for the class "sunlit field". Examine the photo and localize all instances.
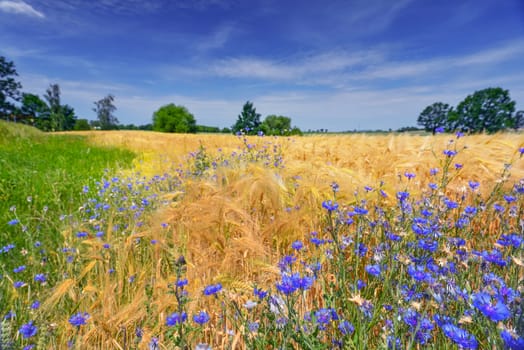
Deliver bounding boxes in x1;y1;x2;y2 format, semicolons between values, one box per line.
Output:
1;126;523;349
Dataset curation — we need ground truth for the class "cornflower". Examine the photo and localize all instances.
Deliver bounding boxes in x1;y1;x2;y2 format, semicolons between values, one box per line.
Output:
203;283;222;296
166;312;187;326
69;312;89;328
193;311;210;325
19;321;37;339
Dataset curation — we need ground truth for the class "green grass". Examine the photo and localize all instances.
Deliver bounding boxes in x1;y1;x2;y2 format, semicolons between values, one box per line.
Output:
0;120;135;252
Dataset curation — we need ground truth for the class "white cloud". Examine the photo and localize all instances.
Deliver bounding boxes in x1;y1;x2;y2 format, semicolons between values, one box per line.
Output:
0;0;44;18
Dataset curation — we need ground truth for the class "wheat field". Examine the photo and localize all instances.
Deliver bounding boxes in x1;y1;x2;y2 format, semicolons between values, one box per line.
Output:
22;131;524;348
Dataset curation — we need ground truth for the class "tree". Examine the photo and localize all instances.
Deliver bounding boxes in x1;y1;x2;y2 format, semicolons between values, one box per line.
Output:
417;102;451;134
260;115;292;135
93;94;119;130
61;104;77;131
152;103;197;133
232;101;261;134
43;83;66;131
509;110;523;130
455;87;516;133
20;93;50;129
74;119;91;130
0;56;23;118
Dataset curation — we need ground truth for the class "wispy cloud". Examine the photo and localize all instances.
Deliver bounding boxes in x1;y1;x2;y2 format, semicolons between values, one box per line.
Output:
0;0;44;18
209;50;382;81
196;23;236;52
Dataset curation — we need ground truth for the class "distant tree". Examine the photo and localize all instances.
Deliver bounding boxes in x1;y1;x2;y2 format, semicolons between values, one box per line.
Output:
0;56;23;118
221;127;231;133
93;94;119;130
509;110;524;130
417;102;451;134
74;119;91;130
43;84;66;131
152;103;197;133
260;115;292;135
232;101;261;134
138;123;153;131
196;125;221;133
455;87;515;133
20;93;50;128
61;104;77;130
397;126;421;133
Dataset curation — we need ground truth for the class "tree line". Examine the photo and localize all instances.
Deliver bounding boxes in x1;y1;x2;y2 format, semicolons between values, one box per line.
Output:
1;56;120;131
151;101;302;136
417;87;523;134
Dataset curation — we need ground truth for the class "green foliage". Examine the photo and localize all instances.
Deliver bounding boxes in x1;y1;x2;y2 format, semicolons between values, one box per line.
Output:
417;102;451;134
232;101;261;134
152;103;197;133
196;125;221;133
74;119;91;130
0;56;22;118
455;87;516;133
0;120;135;250
260;115;292;135
510;110;523;130
44;84;67;131
20;93;50;129
93;94;119;130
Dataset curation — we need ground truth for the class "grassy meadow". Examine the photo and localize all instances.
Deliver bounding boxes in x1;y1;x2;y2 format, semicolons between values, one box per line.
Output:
1;124;523;349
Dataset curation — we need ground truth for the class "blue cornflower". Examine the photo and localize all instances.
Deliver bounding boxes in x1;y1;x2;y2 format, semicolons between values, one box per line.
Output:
444;198;459;209
503;195;516;203
322;200;339;212
497;233;523;248
193;311;210;325
396;191;410;202
493;203;505;213
386;232;402;242
430;168;439;176
364;185;373;192
13;265;26;273
428;182;438;190
276;273;301;295
356;243;368;257
403;308;420;328
291;240;303;251
7;219;19;225
518;147;524;156
76;231;88;238
203;283;222;296
455;163;463;169
166;312;187;326
331;182;339;193
500;329;524;350
472;292;510;322
14;281;25;288
278;254;296;271
248;321;259;332
34;273;46;283
356;279;367;290
456;131;464;138
418;239;438;252
314;308;337;330
441;323;478;349
149;337;159;350
338;320;354;335
443;150;458;157
19;321;37;338
404;172;416;180
254;287;268;299
365;264;382;277
468;181;480;190
176;278;188;287
353;206;368;215
31;300;40;309
69;312;89;327
435;126;445;133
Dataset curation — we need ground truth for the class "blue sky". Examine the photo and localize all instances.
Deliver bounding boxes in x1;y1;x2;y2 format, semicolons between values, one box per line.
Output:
1;0;523;131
